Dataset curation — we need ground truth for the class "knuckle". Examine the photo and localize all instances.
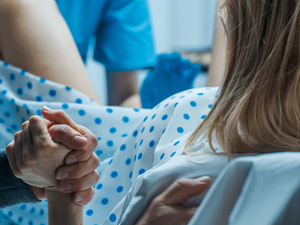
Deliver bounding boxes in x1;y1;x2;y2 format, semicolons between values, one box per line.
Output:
73;181;84;192
55;110;67;118
90;135;98;149
92;154;100;169
14;131;21;140
21;121;29;130
174;179;190;189
94;170;100;182
29;115;40;124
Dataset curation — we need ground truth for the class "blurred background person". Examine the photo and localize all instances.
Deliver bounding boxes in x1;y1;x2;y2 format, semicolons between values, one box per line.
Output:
56;0;156;107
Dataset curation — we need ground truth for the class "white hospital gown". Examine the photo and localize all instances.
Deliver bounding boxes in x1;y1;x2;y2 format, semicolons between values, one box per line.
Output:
0;61;219;225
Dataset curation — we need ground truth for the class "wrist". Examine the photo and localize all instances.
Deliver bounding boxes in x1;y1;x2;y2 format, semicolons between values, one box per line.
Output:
29;185;46;201
46;191;83;225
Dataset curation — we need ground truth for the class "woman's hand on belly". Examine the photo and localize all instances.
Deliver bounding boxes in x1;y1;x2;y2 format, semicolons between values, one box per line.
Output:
136;176;211;225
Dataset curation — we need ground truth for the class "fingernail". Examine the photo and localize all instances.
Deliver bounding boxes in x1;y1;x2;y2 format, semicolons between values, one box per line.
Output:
73;135;87;147
195;176;210;183
60;182;71;191
57;171;68;180
75;195;83;202
42;106;51;112
66;157;77;165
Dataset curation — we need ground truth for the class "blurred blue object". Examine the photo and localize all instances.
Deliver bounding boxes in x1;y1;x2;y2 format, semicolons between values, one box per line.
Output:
56;0;155;71
140;53;201;109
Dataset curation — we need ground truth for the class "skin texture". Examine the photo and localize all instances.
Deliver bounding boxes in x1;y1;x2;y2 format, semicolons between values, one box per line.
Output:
206;0;226;87
6;108;100;206
136;177;211;225
0;0;101;105
6;115;87;225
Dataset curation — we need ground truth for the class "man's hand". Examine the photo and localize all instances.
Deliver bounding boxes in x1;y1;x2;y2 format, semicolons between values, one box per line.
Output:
136;176;211;225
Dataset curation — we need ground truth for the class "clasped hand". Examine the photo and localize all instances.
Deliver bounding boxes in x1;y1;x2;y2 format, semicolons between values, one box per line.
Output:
6;107;100;205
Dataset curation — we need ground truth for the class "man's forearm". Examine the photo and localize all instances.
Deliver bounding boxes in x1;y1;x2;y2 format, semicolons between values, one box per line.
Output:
106;70;139;106
46;191;83;225
0;150;39;209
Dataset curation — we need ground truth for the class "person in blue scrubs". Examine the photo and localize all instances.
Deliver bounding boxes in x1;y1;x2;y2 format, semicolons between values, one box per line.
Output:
56;0;156;107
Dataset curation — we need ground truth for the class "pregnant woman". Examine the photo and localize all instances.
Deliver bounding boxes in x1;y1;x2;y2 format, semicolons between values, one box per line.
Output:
1;0;300;224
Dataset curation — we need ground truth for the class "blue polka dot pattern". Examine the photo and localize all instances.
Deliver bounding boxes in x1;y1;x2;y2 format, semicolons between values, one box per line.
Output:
36;109;42;116
9;74;15;81
40;78;46;83
116;186;123;193
133;130;138;137
95;118;102;125
149;126;154;133
97;183;103;190
125;158;131;165
49;89;57;97
107;140;114;147
36;96;42;102
0;65;219;225
174;141;180;146
78;109;86;116
101;198;109;205
20;70;26;75
177;127;184;133
110;214;117;222
62;103;69;109
190;101;197;107
122;116;129;123
111;171;118;178
201;115;207;119
208;104;213;108
39;209;44;216
138;153;143;160
149;140;155;147
27;82;32;89
110;127;116;133
139;168;146;175
76;98;82;104
162;114;168;120
17;88;23;95
86;209;93;216
120;144;126;151
3;62;9;67
184;114;190;120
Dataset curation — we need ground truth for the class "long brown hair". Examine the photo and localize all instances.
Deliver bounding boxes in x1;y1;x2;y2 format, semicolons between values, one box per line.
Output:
185;0;300;154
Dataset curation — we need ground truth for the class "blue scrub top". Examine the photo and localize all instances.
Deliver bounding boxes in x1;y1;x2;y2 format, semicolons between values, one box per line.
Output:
56;0;156;71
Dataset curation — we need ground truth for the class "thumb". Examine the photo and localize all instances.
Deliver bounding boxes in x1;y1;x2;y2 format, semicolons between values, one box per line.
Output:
42;106;79;131
160;176;211;206
48;124;87;149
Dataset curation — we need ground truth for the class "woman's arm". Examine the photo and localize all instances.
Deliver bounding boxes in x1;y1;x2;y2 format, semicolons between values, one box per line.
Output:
0;0;101;105
206;0;226;87
47;192;83;225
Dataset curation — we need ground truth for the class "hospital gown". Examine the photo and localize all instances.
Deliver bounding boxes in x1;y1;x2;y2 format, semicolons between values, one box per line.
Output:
0;61;220;224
